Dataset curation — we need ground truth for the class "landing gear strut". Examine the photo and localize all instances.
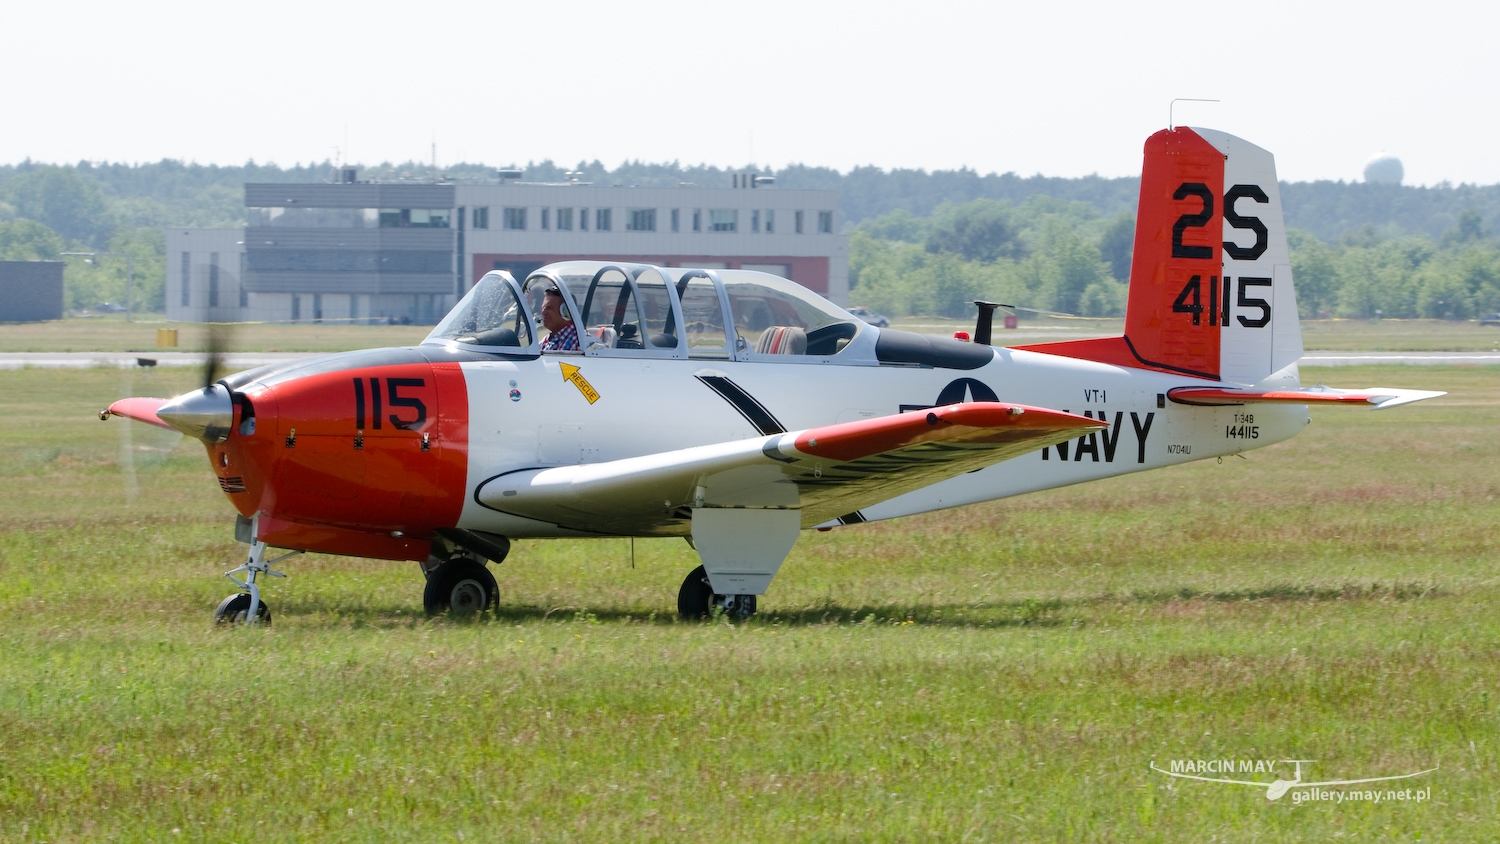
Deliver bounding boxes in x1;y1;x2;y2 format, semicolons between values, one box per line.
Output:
677;565;757;620
217;526;297;625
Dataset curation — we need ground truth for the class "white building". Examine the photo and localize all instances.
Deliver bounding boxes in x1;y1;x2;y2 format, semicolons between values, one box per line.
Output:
167;174;846;324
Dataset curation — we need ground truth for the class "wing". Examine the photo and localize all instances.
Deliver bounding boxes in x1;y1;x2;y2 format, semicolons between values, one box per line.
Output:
1168;385;1446;410
102;397;177;430
476;402;1105;535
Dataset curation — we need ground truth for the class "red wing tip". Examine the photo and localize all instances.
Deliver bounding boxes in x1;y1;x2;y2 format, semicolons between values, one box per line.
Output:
106;397;175;430
791;402;1107;462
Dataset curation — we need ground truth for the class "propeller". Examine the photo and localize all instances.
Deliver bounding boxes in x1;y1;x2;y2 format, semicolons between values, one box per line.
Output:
113;360;186;504
104;308;237;503
152;318;237;442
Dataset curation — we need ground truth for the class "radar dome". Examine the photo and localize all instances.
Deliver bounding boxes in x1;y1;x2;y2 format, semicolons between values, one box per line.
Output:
1364;153;1403;185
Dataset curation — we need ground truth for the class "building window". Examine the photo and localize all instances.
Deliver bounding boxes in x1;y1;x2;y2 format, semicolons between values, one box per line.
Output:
239;253;248;306
291;295;300;322
313;293;323;323
710;210;737;232
540;208;550;230
472;207;489;229
180;252;190;307
350;294;358;320
795;210;804;234
557;207;573;230
752;210;760;233
503;207;527;230
818;211;834;234
692;210;702;232
378;208;450;228
595;208;611;231
581;208;589;231
766;210;775;233
627;208;656;232
209;253;220;307
671;209;680;232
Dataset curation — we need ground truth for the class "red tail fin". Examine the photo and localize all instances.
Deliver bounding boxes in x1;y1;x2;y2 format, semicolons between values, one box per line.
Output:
1014;127;1302;384
1122;128;1227;378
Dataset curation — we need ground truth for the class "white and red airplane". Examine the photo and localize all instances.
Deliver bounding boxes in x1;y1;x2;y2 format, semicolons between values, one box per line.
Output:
104;127;1443;623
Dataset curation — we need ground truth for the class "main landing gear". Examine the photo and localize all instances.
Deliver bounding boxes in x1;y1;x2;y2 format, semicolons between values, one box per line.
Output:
421;529;510;617
423;557;498;617
677;565;758;621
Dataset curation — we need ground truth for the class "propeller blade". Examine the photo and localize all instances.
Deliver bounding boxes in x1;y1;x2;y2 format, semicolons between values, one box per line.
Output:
202;321;228;388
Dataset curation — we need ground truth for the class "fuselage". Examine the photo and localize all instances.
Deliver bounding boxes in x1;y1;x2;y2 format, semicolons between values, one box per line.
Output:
204;337;1308;561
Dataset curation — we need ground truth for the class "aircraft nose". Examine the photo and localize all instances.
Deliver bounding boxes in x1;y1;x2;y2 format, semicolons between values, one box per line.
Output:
156;384;234;443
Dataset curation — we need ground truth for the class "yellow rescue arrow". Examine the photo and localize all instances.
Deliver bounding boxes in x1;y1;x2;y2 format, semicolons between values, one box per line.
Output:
558;362;601;404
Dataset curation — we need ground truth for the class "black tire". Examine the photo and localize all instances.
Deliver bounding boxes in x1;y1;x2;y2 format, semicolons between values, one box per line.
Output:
677;565;715;619
676;565;758;621
423;558;497;617
214;593;271;625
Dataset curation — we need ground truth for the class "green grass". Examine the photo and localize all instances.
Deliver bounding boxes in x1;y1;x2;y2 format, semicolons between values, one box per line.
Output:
1;366;1498;841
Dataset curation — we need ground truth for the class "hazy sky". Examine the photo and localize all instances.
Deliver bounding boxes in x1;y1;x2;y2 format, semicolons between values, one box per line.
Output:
6;0;1497;186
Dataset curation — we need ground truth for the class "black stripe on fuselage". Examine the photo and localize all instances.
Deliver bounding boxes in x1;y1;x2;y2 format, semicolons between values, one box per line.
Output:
695;375;787;435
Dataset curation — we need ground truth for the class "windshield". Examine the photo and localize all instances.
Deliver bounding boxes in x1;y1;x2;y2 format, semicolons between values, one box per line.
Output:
425;274;533;347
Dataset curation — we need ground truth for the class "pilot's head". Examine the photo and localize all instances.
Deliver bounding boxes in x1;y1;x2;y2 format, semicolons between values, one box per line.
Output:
539;286;571;334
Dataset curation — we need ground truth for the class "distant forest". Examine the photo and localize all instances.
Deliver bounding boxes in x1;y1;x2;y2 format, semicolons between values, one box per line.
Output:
3;156;1499;242
2;155;1498;316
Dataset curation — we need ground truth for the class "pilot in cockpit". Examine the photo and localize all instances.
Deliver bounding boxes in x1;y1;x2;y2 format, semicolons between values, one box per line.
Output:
538;286;580;351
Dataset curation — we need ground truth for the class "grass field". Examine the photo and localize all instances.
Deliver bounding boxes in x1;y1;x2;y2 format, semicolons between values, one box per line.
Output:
1;363;1497;841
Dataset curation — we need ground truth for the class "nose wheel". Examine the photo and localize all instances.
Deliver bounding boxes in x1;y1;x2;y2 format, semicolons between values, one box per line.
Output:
423;557;498;617
214;592;271;625
677;565;757;620
216;520;297;626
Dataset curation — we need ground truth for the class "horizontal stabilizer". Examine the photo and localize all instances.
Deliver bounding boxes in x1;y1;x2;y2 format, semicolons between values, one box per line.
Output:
1168;385;1446;410
103;397;177;430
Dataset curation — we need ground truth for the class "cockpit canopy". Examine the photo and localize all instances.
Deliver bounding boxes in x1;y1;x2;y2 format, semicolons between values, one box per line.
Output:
426;261;875;363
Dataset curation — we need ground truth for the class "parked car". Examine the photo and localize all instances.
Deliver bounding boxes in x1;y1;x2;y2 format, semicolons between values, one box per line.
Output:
96;302;127;313
1480;313;1500;326
848;306;890;327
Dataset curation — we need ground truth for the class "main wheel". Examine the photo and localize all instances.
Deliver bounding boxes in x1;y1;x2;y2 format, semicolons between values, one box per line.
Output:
677;565;715;619
676;565;757;620
214;593;271;625
423;557;498;617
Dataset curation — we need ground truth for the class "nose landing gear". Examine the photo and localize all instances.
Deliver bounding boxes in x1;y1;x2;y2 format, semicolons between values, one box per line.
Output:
217;525;298;625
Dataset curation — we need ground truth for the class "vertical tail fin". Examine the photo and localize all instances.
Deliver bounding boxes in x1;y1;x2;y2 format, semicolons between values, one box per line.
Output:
1014;127;1303;385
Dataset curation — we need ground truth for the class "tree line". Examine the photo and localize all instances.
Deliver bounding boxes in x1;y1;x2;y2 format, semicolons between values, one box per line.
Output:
847;199;1500;320
2;155;1498;317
